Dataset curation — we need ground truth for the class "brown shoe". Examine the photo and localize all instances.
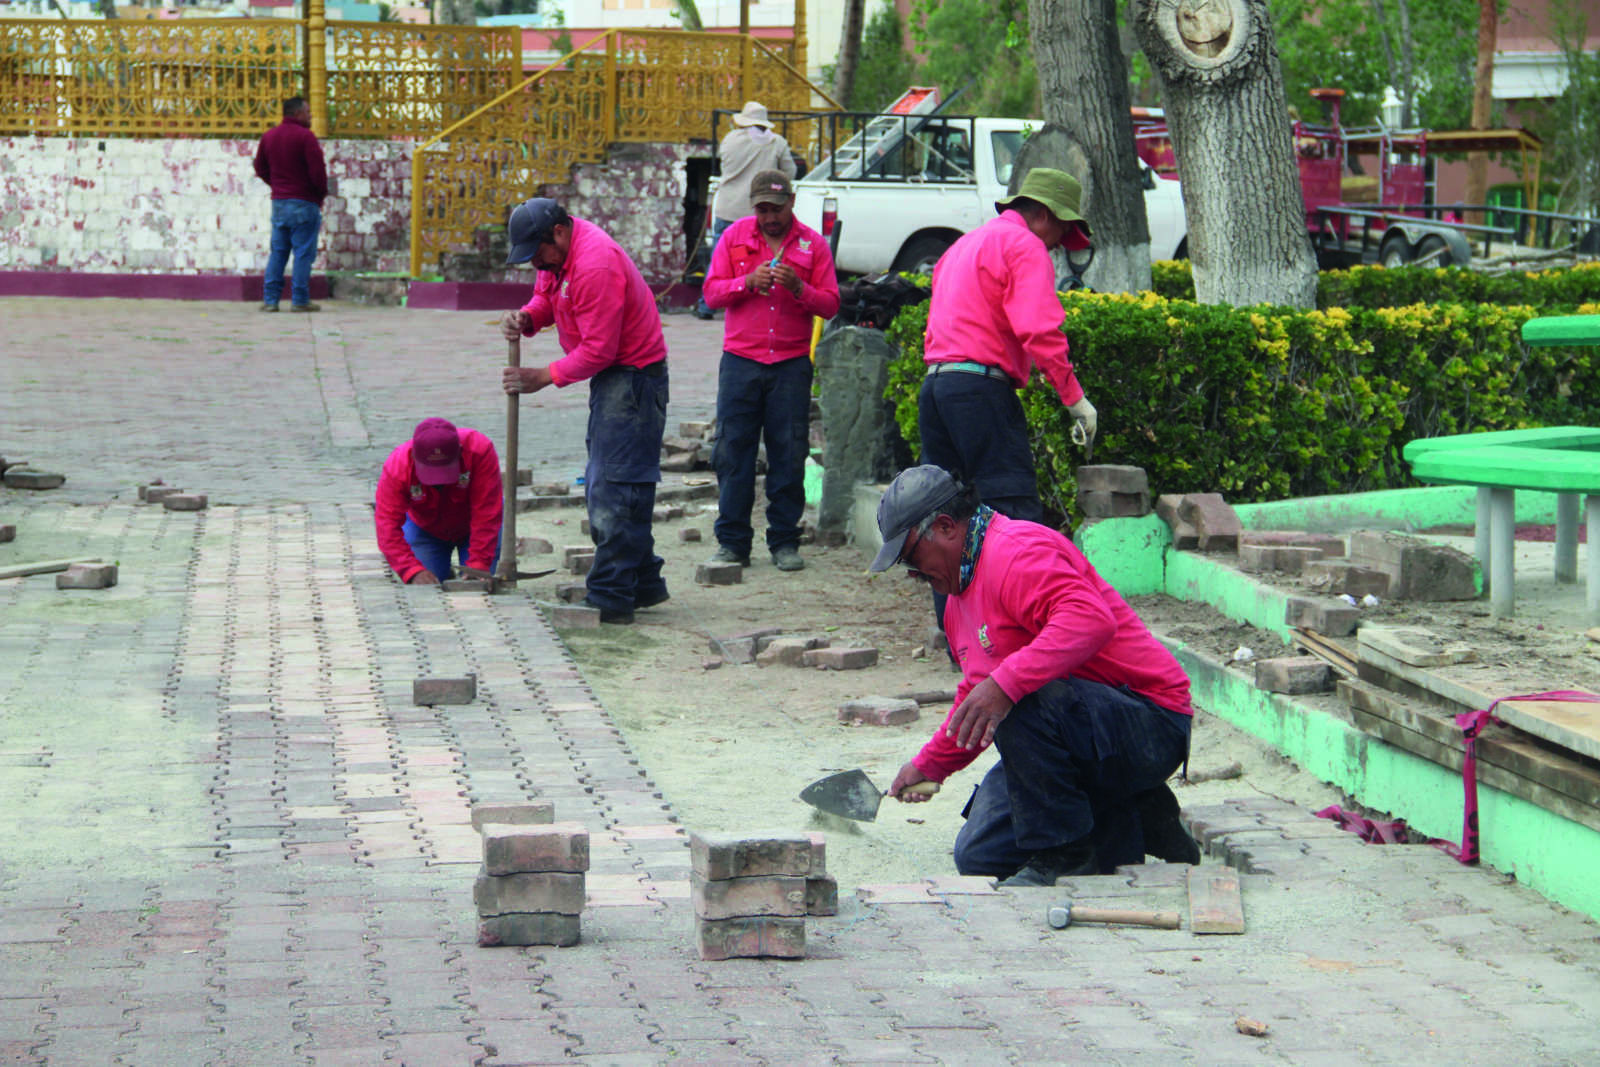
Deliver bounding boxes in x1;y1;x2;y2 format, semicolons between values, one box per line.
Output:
259;303;278;312
290;302;321;312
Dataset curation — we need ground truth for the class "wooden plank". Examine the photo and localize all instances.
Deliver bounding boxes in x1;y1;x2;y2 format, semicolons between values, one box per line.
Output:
0;557;103;581
1188;865;1245;935
1494;699;1600;765
1292;628;1358;676
1358;625;1476;667
1357;645;1499;716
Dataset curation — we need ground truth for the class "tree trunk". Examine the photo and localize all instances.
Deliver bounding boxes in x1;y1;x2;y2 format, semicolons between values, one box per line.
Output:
1028;0;1152;294
1465;0;1497;223
1131;0;1316;308
434;0;475;25
834;0;865;109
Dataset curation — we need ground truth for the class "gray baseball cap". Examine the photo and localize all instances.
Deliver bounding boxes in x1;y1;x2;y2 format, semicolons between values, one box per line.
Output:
505;197;566;265
868;465;962;573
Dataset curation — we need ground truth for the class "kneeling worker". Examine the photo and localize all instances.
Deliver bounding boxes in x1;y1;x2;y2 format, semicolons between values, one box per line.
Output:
871;465;1200;885
376;417;502;585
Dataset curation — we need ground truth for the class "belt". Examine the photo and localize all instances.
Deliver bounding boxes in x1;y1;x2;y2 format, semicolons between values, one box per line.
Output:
926;360;1012;384
627;360;667;377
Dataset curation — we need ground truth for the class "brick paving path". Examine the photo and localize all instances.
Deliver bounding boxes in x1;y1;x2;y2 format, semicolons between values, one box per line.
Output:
4;298;1600;1065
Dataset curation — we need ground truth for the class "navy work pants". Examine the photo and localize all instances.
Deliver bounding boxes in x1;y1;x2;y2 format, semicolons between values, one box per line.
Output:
917;370;1045;523
953;677;1191;877
584;363;669;613
712;352;813;557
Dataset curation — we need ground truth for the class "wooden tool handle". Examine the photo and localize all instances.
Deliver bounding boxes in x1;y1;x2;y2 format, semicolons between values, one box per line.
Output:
1069;907;1181;929
496;337;521;583
894;781;940;798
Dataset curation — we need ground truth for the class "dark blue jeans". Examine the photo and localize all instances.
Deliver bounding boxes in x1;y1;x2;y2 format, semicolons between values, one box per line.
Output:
695;216;734;316
713;352;813;556
263;198;321;307
403;517;501;582
952;677;1191;877
584;363;669;613
918;370;1044;521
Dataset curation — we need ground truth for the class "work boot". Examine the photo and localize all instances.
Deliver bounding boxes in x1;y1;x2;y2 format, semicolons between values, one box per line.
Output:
260;303;278;312
635;588;671;610
580;597;634;625
709;545;750;567
290;302;321;313
998;839;1099;888
771;545;805;572
1136;783;1201;865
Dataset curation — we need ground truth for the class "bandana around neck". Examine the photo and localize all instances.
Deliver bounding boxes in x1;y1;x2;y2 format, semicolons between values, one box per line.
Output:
958;505;995;593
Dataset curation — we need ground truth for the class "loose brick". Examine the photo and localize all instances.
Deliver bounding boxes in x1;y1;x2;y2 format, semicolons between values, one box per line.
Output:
2;469;65;490
548;604;601;629
702;657;724;670
413;675;476;705
483;822;590;875
1154;494;1199;549
1177;493;1242;552
1238;544;1276;574
1284;596;1360;637
805;874;839;916
566;553;595;576
689;831;815;879
163;493;209;511
475;868;586;917
691;873;806;920
1254;657;1332;695
531;482;570;496
441;578;492;593
143;486;183;504
803;646;878;670
1348;531;1477;601
1303;560;1390;598
1273;546;1323;575
756;635;830;667
556;582;588;604
510;467;532;486
56;562;117;590
805;832;826;876
663;505;685;520
517;536;554;556
471;802;555;831
1241;531;1345;557
137;480;164;500
837;697;920;726
580;518;591;535
1077;489;1151;518
696;561;743;585
0;524;14;543
660;453;697;473
695;916;805;960
478;912;580;948
1075;464;1150;494
710;627;782;664
678;527;703;542
679;420;713;438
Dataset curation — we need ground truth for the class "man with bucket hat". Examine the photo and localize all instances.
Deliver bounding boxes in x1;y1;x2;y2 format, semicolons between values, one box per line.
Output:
375;417;503;585
919;167;1099;524
498;198;670;625
869;464;1199;886
695;100;797;320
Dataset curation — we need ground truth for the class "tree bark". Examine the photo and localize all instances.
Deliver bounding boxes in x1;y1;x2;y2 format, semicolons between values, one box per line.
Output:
1465;0;1497;222
434;0;476;25
1028;0;1152;294
834;0;865;109
1131;0;1316;308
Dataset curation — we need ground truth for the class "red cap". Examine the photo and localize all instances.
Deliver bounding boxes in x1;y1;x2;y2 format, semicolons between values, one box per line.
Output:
411;417;462;485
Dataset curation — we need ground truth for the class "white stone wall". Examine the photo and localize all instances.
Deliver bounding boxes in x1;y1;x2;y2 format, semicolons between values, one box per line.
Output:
0;137;411;275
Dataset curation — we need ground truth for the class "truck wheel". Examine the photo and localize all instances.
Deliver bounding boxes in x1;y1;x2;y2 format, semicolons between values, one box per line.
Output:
1414;235;1454;267
1379;234;1412;268
892;235;953;275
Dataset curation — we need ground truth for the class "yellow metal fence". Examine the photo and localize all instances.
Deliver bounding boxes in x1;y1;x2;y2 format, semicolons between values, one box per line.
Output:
0;18;518;138
409;29;827;278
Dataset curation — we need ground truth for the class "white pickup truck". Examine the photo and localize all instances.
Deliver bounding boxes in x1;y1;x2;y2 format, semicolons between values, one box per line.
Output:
791;113;1188;276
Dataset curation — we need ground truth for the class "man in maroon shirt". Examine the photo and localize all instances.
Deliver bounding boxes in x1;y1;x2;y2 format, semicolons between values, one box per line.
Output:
253;96;327;312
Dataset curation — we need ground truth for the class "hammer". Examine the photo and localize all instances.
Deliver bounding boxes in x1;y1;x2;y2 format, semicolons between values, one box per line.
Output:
1047;903;1181;930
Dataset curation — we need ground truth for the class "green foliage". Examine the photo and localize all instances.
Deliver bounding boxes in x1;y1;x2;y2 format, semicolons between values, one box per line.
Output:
884;265;1600;523
908;0;1037;117
1148;259;1600;311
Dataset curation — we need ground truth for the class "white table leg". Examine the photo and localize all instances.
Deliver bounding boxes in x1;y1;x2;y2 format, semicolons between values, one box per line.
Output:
1490;487;1515;619
1557;492;1579;583
1476;486;1493;596
1588;496;1600;628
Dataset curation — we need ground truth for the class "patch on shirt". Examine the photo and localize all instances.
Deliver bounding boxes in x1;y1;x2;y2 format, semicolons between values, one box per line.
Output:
458;472;471;487
410;484;425;500
560;279;570;298
799;239;811;251
977;623;993;653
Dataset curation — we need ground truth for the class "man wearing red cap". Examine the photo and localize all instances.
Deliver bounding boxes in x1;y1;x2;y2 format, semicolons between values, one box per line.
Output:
375;417;503;585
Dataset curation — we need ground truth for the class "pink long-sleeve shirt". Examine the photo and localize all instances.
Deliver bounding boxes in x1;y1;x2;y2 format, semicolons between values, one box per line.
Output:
519;217;668;386
912;514;1193;782
922;210;1084;406
374;427;503;582
702;215;840;363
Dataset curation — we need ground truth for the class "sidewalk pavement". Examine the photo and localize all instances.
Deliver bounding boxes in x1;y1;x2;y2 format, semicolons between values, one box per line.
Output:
4;298;1600;1066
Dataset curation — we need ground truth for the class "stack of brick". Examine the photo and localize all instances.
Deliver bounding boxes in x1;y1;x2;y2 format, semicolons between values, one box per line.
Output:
1237;531;1347;576
1155;492;1242;551
1347;530;1478;601
690;830;825;960
475;819;589;948
661;420;716;473
1076;465;1151;519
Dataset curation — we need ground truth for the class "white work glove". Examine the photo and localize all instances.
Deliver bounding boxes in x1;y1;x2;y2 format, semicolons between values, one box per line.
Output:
1067;396;1098;452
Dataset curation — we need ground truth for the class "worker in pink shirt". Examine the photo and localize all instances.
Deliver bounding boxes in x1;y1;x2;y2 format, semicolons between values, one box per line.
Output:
870;466;1198;886
498;198;670;625
920;167;1099;524
701;169;840;572
375;417;502;585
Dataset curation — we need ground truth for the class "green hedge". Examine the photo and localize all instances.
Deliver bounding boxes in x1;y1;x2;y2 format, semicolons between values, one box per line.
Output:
1152;259;1600;309
886;270;1600;522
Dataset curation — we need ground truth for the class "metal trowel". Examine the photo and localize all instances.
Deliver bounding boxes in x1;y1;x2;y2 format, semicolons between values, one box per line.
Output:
798;769;940;822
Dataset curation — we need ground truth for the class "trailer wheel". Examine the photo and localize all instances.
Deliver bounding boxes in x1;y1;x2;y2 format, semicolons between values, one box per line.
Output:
1379;234;1412;268
1414;235;1455;267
